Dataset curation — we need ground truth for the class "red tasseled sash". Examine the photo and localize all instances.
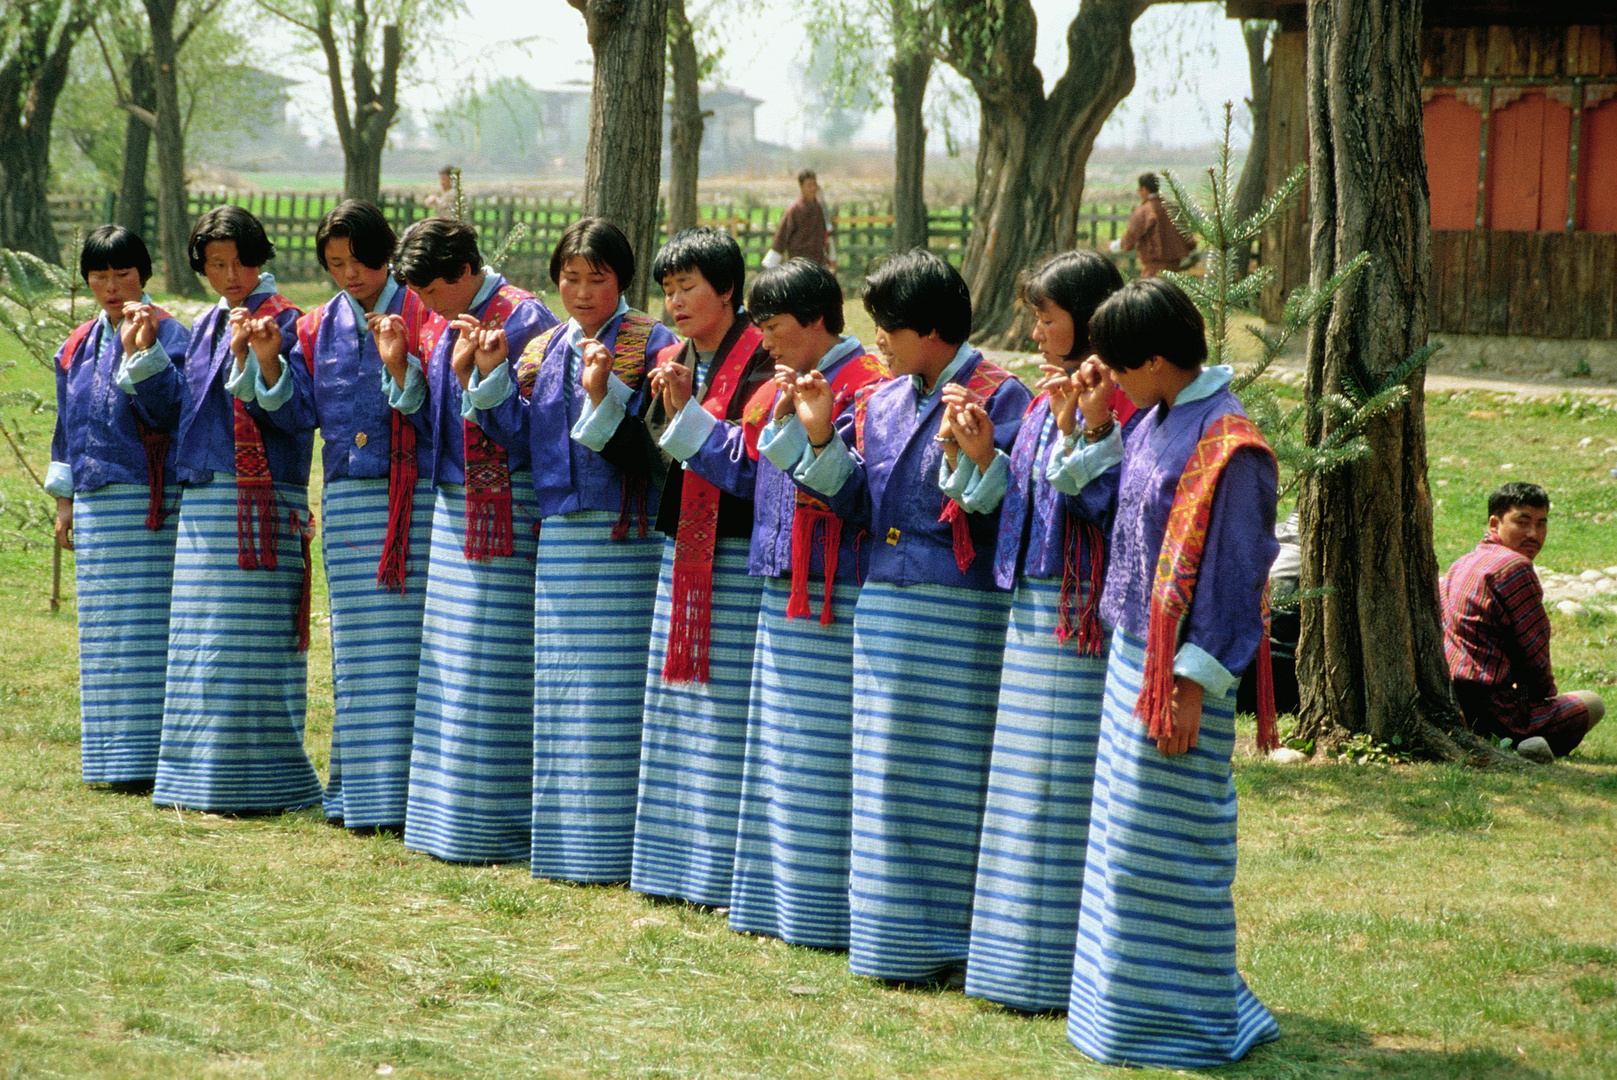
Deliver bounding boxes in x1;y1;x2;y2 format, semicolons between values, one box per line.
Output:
784;350;888;623
382;292;436;590
1054;516;1108;658
460;285;530;561
663;324;765;684
1132;413;1279;751
936;359;1015;574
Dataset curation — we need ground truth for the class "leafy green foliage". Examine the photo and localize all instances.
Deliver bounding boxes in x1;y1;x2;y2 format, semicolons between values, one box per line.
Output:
1164;104;1438;500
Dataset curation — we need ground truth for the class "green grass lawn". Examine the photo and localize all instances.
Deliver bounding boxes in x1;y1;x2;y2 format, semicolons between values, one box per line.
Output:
2;318;1616;1078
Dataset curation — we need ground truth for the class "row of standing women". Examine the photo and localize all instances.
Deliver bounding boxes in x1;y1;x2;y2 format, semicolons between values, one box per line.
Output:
51;202;1280;1069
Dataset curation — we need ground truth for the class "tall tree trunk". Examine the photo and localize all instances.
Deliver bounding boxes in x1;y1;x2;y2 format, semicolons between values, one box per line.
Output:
343;15;399;203
1232;20;1271;276
571;0;668;312
144;0;203;298
0;1;95;263
117;56;157;239
942;0;1148;345
666;0;703;236
1296;0;1494;765
889;41;930;254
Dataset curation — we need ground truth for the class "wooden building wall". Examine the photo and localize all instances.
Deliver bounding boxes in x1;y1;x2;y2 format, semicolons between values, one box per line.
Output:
1259;28;1310;324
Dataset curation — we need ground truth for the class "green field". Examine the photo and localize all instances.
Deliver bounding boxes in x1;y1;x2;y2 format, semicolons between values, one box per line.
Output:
2;318;1615;1079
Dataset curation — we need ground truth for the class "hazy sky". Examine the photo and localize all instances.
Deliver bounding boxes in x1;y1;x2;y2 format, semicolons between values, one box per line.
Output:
277;1;1256;152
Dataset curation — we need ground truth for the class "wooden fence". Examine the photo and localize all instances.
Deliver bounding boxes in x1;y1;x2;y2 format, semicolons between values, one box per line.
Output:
46;189;1136;292
1430;229;1617;340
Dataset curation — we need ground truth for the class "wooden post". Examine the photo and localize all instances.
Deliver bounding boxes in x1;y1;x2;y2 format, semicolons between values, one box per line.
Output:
1567;79;1584;232
1475;83;1493;230
50;537;61;613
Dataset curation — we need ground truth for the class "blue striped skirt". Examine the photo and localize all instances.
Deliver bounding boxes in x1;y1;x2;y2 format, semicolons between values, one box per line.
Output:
153;480;323;813
320;476;433;829
404;479;539;863
966;575;1107;1011
530;510;662;883
728;576;859;949
73;482;178;784
1066;628;1280;1067
630;538;763;906
846;580;1011;982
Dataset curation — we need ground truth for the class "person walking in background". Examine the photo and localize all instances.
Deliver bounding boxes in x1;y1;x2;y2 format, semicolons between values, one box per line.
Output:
765;169;835;273
48;227;189;794
1110;172;1193;279
425;164;459;218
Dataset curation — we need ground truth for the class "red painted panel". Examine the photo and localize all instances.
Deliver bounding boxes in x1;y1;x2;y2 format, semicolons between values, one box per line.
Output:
1487;94;1547;230
1425;95;1481;230
1579;98;1617;234
1537;95;1572;230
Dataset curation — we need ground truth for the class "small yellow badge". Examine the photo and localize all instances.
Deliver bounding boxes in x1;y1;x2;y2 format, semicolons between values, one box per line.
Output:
886;527;901;546
354;431;368;448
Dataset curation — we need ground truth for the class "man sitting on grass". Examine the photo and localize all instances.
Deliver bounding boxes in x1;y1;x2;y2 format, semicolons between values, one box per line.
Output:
1439;481;1604;762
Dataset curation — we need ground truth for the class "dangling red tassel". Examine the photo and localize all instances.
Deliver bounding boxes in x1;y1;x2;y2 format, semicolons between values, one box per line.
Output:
138;423;170;531
1255;588;1279;752
1074;520;1107;658
611;476;648;541
237;480;277;570
939;499;975;574
818;516;841;626
378;411;417;592
786;509;816;620
662;563;714;684
1055;518;1080;647
1135;601;1182;743
463;487;514;561
292;509;314;653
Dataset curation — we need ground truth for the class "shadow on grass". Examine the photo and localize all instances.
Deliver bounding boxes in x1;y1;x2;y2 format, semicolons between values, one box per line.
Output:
1227;1012;1554;1080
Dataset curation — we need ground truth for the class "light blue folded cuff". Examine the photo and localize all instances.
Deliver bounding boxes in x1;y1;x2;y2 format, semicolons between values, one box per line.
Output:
659;398;720;462
384;358;426;415
1045;424;1123;496
794;432;855;497
114;343;170;393
758;416;808;472
462;363;514;419
45;461;74;499
572;374;634;451
937;453;977;500
960;450;1010;514
255;357;295;412
224;353;259;402
1174;642;1239;701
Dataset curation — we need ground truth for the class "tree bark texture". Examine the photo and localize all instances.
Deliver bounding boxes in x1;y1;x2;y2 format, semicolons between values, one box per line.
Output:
889;41;931;254
571;0;668;312
0;0;96;263
144;0;205;298
116;56;157;238
1297;0;1463;758
1259;27;1309;321
1232;21;1271;275
666;0;704;236
307;1;400;204
941;0;1148;346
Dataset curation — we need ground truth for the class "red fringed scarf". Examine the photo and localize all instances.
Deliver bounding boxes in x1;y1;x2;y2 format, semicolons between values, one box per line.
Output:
381;291;436;590
662;324;766;684
1054;517;1108;658
459;285;531;561
936;359;1015;574
1132;413;1279;752
782;350;888;623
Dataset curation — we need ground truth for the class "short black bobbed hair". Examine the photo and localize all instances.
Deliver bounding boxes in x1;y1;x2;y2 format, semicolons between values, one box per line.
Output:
1138;172;1161;194
549;217;634;293
861;248;971;346
439;163;456;176
797;167;817;186
1088;277;1207;372
187;205;275;273
652;226;744;312
747;258;844;335
1017;249;1124;363
316;199;397;272
80;225;153;285
1488;481;1550;520
392;217;482;289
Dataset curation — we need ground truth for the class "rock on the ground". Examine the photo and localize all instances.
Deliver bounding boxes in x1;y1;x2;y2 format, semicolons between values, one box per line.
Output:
1557;599;1588;617
1268;747;1308;764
